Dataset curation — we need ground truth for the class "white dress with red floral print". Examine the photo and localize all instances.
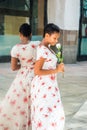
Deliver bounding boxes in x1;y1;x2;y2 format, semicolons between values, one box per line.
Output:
0;41;40;130
31;45;65;130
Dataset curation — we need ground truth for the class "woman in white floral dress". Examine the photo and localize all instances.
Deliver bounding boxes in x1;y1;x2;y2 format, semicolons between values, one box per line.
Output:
0;23;40;130
31;23;65;130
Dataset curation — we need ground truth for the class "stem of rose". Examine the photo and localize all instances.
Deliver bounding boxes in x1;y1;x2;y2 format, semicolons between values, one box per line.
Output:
60;58;64;78
62;71;64;78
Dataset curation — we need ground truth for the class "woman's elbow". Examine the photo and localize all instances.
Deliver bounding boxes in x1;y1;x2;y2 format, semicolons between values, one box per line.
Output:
34;68;40;75
11;65;17;71
34;70;38;75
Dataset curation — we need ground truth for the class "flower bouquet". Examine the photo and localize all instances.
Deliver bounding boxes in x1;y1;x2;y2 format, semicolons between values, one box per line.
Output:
50;43;64;77
56;43;64;77
56;43;63;64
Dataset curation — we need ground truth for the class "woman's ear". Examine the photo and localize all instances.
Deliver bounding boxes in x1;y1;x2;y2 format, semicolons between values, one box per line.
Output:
30;33;32;40
30;33;32;37
45;33;50;38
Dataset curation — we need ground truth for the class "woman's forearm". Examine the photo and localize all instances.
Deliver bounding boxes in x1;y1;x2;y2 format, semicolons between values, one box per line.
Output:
11;64;21;71
34;68;58;76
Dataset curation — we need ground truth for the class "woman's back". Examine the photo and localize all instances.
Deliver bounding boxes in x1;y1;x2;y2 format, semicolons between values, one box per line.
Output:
11;41;40;67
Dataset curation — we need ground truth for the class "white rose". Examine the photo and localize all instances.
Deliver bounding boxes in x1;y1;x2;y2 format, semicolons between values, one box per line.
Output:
56;43;61;49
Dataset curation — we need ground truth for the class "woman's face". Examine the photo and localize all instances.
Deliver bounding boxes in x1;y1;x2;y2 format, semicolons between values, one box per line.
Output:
48;32;60;46
19;33;24;41
19;33;28;43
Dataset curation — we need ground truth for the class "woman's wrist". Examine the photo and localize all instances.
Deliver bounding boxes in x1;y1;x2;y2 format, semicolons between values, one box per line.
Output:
51;68;58;74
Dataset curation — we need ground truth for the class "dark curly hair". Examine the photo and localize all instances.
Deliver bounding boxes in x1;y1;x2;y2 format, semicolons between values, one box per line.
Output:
43;23;60;37
19;23;32;39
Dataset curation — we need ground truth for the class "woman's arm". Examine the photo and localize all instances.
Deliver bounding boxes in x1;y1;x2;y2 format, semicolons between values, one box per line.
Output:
11;57;21;71
34;57;64;76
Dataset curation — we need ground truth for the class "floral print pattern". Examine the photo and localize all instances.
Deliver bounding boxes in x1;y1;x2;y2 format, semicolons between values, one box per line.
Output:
31;45;65;130
0;41;40;130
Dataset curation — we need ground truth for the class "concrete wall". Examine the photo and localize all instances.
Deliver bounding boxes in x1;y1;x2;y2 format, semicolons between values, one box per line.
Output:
47;0;80;63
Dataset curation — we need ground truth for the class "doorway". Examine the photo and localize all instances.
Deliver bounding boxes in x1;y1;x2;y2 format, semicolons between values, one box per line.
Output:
0;0;47;62
78;0;87;61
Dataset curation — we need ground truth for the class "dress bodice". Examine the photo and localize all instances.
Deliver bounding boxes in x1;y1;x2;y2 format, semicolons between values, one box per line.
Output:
36;45;57;70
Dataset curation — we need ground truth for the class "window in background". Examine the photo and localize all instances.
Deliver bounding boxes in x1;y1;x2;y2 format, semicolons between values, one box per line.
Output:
0;0;47;61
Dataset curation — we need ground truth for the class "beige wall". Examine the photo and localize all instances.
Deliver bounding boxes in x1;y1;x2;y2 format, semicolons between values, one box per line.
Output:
4;16;28;35
47;0;80;30
37;0;44;35
47;0;80;63
47;0;65;29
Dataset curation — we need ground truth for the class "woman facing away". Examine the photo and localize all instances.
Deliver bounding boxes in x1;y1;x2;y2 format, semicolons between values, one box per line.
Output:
0;23;40;130
31;23;65;130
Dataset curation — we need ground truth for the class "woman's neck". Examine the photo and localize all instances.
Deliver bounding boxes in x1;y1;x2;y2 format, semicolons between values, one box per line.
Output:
41;39;49;47
21;39;30;44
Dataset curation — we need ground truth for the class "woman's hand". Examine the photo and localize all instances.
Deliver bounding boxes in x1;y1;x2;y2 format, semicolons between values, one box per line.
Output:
56;63;64;73
11;57;21;71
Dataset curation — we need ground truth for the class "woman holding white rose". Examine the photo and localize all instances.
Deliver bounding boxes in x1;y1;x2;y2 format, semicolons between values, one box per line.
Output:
31;23;65;130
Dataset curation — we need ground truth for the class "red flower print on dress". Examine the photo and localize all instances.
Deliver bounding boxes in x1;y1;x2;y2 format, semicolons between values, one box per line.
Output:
55;87;58;92
48;107;52;112
3;114;7;117
50;75;55;80
51;122;57;127
23;124;26;127
57;99;60;103
4;127;9;130
10;100;16;105
38;89;40;92
28;95;31;99
60;116;64;120
20;81;23;85
31;44;36;48
15;122;19;127
28;106;30;110
40;108;43;111
17;106;21;109
43;94;47;98
22;57;26;60
35;95;36;98
44;114;48;117
27;58;33;63
23;88;26;92
48;86;52;90
20;110;25;115
13;89;16;93
46;59;52;62
52;93;56;97
54;105;57;108
17;93;20;97
41;82;45;85
13;112;16;116
23;97;28;103
32;85;35;88
45;51;48;55
7;117;11;120
21;71;24;74
28;120;31;126
0;123;3;126
16;53;20;57
37;122;42;128
30;67;34;70
22;47;26;51
39;76;42;80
